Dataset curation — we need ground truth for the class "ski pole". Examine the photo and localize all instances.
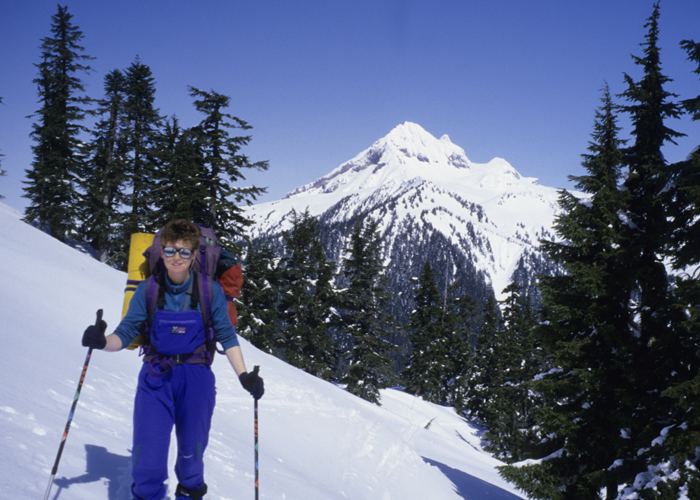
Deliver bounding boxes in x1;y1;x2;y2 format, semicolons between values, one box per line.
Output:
253;365;260;500
43;309;102;500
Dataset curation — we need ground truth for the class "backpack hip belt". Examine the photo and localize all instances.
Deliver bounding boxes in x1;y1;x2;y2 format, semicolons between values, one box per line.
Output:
141;343;214;378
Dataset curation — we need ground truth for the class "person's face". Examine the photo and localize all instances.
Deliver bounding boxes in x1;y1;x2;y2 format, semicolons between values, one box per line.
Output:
161;239;196;285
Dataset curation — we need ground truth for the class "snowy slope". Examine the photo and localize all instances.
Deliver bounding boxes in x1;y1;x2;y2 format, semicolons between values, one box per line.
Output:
0;201;525;500
244;122;561;300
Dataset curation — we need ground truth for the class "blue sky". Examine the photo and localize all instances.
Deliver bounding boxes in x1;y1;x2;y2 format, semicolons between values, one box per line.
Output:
1;0;698;213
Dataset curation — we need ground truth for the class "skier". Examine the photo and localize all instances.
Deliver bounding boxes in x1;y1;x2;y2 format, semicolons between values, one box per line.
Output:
81;219;264;500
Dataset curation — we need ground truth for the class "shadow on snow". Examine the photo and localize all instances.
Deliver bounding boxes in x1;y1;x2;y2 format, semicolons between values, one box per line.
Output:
53;444;131;500
422;457;522;500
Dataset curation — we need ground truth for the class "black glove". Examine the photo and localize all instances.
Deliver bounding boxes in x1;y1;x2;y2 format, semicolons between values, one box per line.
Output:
82;309;108;350
239;366;264;400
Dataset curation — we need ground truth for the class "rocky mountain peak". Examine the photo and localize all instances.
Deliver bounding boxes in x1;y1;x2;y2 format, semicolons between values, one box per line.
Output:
286;122;474;198
247;122;561;313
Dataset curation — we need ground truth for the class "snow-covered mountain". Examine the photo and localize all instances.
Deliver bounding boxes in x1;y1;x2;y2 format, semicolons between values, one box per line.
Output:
245;122;561;314
0;201;525;499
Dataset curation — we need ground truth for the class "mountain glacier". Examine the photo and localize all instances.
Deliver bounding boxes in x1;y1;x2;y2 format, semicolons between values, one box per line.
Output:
244;122;562;317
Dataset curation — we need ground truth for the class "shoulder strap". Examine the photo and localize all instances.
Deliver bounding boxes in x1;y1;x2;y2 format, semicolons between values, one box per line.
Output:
196;272;224;354
144;228;165;277
194;227;222;279
147;274;163;319
188;273;200;312
142;273;163;348
197;271;214;327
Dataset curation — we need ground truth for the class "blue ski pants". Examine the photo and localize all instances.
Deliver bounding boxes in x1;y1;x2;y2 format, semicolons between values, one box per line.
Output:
131;362;216;500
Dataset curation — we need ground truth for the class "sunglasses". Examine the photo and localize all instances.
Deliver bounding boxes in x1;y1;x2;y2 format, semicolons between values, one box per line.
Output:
163;246;194;259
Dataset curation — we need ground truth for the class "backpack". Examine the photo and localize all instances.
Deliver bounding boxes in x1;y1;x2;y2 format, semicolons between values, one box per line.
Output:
124;225;243;354
215;246;243;327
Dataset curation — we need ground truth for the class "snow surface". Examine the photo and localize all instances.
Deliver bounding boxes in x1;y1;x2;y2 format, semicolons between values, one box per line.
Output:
0;201;526;500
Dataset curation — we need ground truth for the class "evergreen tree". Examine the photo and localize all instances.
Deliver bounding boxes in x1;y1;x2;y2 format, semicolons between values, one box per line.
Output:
402;261;454;404
187;87;268;246
485;284;541;462
237;241;282;355
449;291;482;415
338;218;398;404
463;293;500;420
150;117;208;227
671;38;700;268
277;209;339;380
80;70;128;262
23;5;93;242
641;38;700;499
461;283;541;462
500;5;696;494
121;58;162;237
612;5;695;497
422;280;480;412
500;83;633;500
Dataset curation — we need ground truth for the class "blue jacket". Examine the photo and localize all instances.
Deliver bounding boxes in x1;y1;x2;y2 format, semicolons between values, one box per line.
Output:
113;272;240;351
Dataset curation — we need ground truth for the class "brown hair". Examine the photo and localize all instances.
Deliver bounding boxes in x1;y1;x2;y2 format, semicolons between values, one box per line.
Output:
160;220;201;250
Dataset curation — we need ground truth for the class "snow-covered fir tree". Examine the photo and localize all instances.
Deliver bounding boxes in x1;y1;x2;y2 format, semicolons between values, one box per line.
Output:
237;241;283;356
338;218;399;404
611;4;698;497
448;291;482;415
459;283;542;463
499;84;631;500
403;261;456;404
500;5;700;497
462;293;500;417
671;38;700;267
483;284;542;463
277;209;339;380
637;37;700;500
434;280;480;411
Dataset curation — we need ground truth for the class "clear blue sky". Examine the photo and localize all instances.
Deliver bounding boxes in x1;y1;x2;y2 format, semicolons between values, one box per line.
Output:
1;0;698;213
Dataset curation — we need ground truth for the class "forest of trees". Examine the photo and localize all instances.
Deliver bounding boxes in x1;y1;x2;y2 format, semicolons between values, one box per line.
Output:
19;5;268;263
6;4;700;499
496;5;700;499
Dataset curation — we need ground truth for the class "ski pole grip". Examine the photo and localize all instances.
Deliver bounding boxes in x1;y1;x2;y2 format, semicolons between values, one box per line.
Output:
95;309;103;327
253;365;260;376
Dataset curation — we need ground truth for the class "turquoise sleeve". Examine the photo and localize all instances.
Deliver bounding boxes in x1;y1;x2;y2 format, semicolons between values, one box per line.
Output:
113;281;148;349
211;281;240;350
